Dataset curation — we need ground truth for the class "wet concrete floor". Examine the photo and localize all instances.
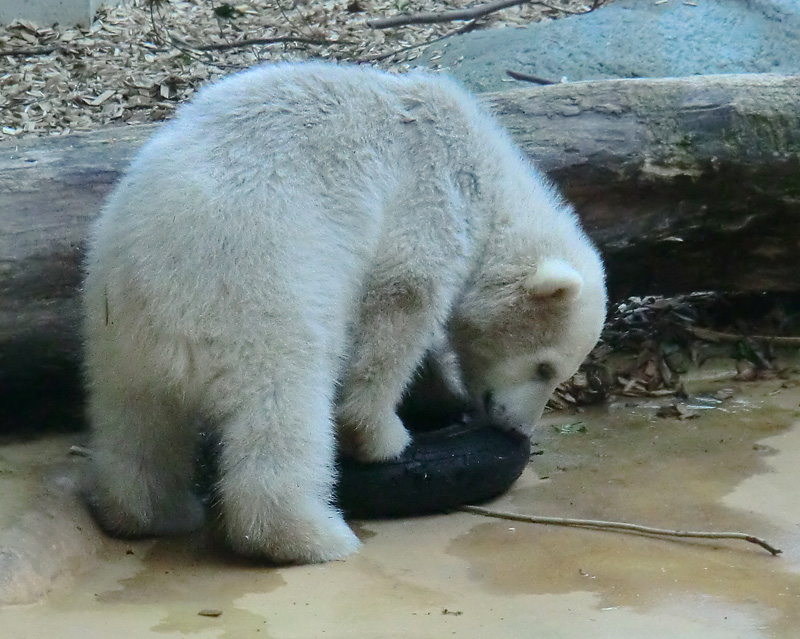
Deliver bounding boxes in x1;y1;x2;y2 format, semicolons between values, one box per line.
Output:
2;377;799;638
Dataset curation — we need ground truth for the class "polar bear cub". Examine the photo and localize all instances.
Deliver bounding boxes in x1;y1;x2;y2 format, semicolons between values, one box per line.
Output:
84;62;606;563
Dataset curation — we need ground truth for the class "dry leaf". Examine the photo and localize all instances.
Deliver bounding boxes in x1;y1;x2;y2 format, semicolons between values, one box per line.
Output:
656;402;699;420
86;90;115;106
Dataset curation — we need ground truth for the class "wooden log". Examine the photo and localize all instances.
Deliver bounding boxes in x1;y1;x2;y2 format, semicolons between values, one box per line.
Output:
1;127;143;430
1;73;799;429
487;73;800;297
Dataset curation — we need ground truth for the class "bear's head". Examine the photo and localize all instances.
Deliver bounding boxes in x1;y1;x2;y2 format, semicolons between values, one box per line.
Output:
450;255;606;436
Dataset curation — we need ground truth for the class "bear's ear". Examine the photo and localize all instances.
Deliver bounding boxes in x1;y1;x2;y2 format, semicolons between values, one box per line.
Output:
522;258;583;301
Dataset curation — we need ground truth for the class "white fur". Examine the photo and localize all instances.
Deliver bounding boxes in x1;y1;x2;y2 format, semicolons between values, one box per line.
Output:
83;62;606;564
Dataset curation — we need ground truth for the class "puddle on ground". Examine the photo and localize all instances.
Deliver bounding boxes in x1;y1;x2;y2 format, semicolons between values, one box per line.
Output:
449;380;800;637
2;379;800;638
96;535;285;636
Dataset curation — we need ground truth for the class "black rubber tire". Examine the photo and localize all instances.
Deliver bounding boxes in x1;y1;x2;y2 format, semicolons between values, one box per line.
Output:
194;359;531;521
335;421;531;519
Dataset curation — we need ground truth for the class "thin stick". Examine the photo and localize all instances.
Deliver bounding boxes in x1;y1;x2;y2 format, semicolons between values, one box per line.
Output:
186;36;346;52
506;69;557;85
276;0;316;40
357;19;479;63
0;46;58;57
459;505;783;556
368;0;578;30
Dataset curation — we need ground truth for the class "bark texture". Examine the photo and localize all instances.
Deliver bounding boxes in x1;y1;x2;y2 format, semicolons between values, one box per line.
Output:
487;73;800;297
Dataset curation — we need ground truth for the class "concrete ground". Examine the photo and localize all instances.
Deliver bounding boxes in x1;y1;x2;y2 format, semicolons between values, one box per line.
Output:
2;371;799;638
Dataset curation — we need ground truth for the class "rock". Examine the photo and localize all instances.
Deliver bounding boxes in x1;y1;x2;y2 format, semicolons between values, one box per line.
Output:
0;462;107;605
419;0;800;91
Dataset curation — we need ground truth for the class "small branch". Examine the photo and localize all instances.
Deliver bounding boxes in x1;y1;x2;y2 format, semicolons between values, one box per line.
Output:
180;35;345;52
275;0;317;40
149;0;168;47
145;3;343;69
161;33;237;71
506;69;557;85
368;0;578;30
688;326;800;347
459;505;783;556
0;46;58;57
357;19;480;63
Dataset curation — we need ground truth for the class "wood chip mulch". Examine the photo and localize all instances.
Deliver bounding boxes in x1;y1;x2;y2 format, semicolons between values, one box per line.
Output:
0;0;609;141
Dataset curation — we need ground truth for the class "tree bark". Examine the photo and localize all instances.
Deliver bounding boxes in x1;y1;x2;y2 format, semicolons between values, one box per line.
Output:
1;73;799;429
1;126;140;430
486;73;800;298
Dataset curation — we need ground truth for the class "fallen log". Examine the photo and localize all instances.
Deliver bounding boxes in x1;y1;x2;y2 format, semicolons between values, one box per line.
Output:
1;73;799;429
489;73;800;297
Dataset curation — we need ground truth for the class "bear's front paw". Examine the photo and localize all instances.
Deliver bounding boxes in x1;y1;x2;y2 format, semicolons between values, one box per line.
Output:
339;412;411;463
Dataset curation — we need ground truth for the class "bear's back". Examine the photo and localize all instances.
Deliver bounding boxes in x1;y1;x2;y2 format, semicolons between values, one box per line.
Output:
88;64;503;342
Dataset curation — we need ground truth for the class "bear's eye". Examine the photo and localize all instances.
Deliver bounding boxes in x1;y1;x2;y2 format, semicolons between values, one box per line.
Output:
535;362;557;382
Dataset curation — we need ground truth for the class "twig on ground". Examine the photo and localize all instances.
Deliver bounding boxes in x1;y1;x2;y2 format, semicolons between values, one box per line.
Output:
151;1;343;68
368;0;579;29
688;326;800;347
0;46;58;57
164;34;235;71
357;18;480;62
178;35;346;52
459;505;783;556
148;0;169;46
506;69;557;84
275;0;317;40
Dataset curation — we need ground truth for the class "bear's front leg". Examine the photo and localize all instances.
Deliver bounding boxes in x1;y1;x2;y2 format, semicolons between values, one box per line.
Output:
337;278;442;462
213;367;360;564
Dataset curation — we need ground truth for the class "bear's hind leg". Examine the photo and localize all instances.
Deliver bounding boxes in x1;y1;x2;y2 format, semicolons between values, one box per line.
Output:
210;363;360;564
87;388;204;538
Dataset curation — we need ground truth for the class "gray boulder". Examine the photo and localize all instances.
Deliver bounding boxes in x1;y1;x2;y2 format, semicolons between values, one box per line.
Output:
418;0;800;92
